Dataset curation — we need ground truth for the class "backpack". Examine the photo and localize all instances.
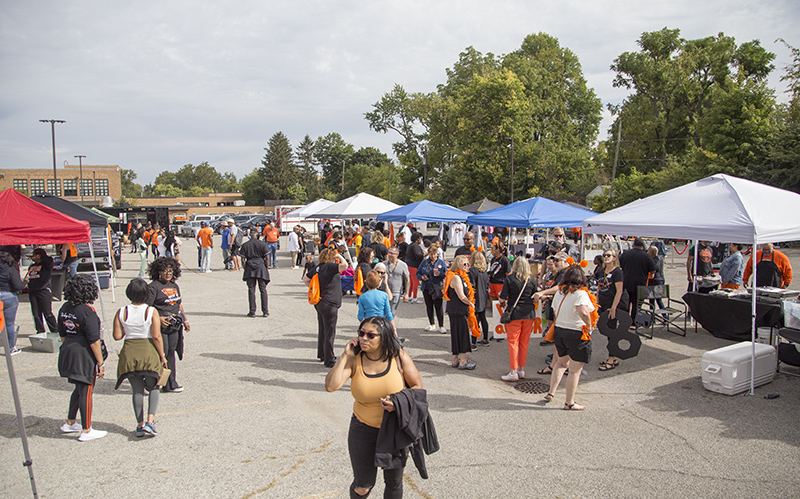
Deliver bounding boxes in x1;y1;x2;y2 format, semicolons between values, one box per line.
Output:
355;267;365;296
307;273;321;305
233;227;244;247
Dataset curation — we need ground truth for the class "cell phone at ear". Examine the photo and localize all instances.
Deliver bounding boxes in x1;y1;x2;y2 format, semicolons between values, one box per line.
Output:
353;343;361;355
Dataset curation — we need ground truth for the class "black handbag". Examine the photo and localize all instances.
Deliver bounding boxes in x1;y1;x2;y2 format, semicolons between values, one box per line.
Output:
429;281;444;300
500;278;529;324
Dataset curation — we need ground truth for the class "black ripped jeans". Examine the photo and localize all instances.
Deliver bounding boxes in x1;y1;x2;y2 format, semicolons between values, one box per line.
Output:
348;415;403;498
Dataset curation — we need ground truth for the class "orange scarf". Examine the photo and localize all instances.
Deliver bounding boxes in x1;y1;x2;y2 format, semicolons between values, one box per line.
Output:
443;269;481;337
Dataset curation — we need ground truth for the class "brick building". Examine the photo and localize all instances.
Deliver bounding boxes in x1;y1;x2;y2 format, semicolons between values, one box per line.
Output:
0;165;122;205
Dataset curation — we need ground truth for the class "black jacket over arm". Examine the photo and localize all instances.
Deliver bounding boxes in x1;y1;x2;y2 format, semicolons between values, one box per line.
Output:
375;388;430;479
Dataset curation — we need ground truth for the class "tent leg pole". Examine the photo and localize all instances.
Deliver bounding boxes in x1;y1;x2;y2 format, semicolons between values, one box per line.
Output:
1;305;40;498
88;244;111;356
750;237;758;396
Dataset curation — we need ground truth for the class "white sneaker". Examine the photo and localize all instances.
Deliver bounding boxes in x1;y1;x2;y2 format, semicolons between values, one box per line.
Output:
10;347;21;356
439;327;447;334
424;325;437;331
78;428;107;441
518;369;526;379
292;266;299;270
501;371;519;382
60;421;82;433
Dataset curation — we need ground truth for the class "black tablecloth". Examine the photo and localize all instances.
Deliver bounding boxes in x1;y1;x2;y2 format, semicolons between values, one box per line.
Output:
682;292;783;341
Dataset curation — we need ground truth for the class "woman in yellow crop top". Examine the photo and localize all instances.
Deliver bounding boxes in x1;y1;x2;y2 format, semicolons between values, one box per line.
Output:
325;316;422;499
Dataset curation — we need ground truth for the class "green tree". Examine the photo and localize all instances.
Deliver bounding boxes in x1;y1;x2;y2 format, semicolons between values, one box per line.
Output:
152;162;239;193
295;134;321;201
259;132;298;201
120;169;141;198
608;28;776;176
314;132;355;197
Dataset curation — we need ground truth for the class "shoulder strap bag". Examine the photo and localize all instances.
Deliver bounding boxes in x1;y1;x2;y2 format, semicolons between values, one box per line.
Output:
500;278;529;324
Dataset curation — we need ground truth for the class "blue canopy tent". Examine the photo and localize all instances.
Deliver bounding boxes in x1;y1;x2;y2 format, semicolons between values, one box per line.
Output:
377;200;473;223
467;197;595;228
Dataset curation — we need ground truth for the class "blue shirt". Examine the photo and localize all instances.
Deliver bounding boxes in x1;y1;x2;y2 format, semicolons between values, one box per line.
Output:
719;251;744;285
221;228;230;249
357;289;393;322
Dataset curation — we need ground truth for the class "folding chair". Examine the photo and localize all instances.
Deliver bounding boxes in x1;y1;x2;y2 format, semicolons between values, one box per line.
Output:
636;284;688;339
777;328;800;378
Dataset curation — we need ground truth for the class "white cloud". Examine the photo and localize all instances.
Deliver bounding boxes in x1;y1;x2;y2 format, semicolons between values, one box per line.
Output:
1;0;797;185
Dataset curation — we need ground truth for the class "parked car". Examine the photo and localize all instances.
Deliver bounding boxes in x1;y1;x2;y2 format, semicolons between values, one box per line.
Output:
240;215;275;232
180;220;204;238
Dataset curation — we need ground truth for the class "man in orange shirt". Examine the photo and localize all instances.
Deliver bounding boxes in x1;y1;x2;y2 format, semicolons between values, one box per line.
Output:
196;221;214;273
263;221;280;268
743;243;793;288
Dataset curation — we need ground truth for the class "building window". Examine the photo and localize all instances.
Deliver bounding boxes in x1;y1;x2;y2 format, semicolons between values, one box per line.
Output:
63;179;78;197
46;179;61;196
12;179;27;193
95;179;109;197
30;179;46;195
80;179;93;197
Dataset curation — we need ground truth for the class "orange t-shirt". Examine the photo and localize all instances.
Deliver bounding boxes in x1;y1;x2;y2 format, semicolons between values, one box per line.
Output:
197;227;213;248
264;226;279;243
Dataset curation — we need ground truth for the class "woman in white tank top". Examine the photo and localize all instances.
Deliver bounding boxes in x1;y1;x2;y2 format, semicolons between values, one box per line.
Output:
113;278;167;437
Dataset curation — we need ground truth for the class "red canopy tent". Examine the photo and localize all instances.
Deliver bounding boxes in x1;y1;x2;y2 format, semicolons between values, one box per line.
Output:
1;188;91;496
0;188;91;245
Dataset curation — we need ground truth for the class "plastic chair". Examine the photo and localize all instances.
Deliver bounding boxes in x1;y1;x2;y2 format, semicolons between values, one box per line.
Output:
636;285;688;338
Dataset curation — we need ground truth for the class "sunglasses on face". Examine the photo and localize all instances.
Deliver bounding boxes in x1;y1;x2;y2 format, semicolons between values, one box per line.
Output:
358;329;378;340
377;271;386;275
603;254;613;257
554;234;564;238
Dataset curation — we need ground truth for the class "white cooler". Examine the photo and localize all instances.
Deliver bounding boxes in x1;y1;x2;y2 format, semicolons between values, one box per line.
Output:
702;341;776;395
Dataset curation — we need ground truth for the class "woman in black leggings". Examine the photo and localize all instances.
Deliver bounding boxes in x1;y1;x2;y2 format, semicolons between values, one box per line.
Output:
416;246;448;333
57;274;107;441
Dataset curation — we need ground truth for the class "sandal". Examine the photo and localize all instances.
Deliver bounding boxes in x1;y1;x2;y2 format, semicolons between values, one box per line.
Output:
543;393;555;402
564;403;585;411
599;360;618;371
537;366;553;375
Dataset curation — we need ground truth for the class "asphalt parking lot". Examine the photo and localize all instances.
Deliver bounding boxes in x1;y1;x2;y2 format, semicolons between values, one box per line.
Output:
2;237;799;498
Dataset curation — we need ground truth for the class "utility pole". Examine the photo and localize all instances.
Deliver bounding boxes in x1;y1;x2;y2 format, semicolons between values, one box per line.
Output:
510;137;514;203
611;119;622;196
39;119;66;183
75;155;86;203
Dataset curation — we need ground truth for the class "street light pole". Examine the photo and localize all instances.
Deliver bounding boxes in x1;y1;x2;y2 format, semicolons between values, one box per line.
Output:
341;159;345;192
75;155;86;203
39;119;66;183
510;138;514;203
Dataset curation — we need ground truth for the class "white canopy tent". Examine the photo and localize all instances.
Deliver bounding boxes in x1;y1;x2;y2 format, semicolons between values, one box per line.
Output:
308;192;400;219
284;198;335;219
582;174;800;394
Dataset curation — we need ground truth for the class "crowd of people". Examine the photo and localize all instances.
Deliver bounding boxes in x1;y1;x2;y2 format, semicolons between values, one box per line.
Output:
2;220;796;467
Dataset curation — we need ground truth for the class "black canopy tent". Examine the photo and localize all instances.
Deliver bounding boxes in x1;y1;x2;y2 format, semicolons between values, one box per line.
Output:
30;193;117;302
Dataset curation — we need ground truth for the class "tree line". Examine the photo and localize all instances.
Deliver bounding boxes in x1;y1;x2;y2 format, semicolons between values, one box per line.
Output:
123;28;800;211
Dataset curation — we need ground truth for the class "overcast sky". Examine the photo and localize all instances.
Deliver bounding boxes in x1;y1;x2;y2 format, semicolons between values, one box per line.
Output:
1;0;797;187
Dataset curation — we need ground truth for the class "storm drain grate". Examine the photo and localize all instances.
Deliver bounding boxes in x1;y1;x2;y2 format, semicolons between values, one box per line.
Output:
513;381;550;394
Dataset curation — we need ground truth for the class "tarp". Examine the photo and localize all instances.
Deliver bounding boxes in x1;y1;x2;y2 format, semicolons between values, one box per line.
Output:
284;199;335;219
467;197;596;228
0;189;91;245
30;193;108;228
581;174;800;244
90;207;120;223
460;197;504;214
308;192;400;219
377;200;473;223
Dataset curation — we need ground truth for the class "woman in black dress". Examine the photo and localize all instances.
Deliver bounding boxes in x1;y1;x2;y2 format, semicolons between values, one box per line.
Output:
57;274;106;441
146;257;191;392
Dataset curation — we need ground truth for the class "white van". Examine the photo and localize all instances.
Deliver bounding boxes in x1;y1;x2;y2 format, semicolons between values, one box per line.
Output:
192;214;214;222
